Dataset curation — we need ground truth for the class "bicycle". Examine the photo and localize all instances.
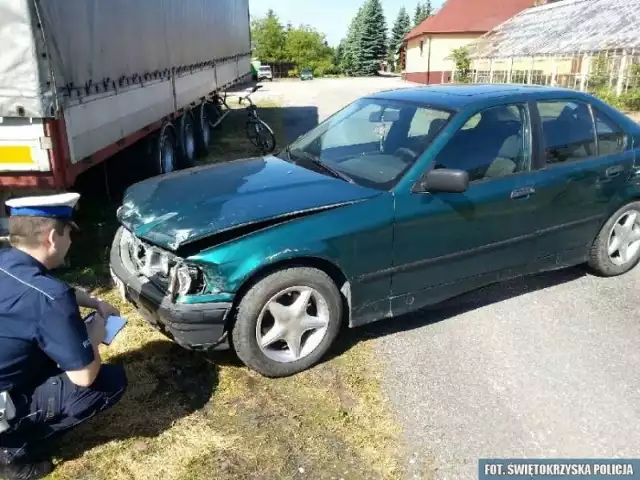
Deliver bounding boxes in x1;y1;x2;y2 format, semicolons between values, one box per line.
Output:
238;85;276;155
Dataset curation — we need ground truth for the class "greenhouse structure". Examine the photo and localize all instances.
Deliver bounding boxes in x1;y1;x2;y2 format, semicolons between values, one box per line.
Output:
457;0;640;97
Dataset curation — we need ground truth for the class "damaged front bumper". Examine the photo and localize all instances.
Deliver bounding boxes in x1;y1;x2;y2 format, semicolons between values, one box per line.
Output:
109;226;231;351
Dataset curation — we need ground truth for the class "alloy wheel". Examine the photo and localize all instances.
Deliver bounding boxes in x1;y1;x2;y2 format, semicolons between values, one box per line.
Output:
607;209;640;266
255;286;330;363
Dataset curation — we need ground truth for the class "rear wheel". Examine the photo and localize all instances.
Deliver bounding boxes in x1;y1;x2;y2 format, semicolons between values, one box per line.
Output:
151;122;177;175
246;119;276;154
588;201;640;276
231;267;343;377
176;110;197;169
194;102;213;157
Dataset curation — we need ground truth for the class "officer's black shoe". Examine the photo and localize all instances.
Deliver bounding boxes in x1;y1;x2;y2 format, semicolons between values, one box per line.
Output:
0;458;54;480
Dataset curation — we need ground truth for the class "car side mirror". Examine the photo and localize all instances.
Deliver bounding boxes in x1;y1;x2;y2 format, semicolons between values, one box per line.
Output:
414;168;469;193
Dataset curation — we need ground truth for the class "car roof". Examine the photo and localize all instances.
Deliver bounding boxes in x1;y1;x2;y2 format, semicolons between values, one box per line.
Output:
368;83;595;110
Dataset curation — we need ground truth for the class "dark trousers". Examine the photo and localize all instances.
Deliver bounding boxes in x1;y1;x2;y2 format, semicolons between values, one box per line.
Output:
0;364;127;462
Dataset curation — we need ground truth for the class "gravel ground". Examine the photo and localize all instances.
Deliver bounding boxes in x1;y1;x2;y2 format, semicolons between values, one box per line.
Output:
259;77;640;479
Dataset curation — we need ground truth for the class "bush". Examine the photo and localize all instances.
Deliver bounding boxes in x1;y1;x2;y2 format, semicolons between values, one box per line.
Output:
312;61;340;78
287;68;299;78
619;90;640;111
592;87;640;112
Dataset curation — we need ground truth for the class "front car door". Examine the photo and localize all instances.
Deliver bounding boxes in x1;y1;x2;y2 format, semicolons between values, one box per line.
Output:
524;98;636;267
391;101;543;315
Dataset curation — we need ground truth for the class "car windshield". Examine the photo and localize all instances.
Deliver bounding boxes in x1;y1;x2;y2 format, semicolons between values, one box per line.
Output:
260;66;270;71
302;69;312;74
284;98;453;190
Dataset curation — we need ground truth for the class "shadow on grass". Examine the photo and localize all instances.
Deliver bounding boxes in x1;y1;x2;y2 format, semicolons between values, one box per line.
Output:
51;340;219;462
326;265;588;361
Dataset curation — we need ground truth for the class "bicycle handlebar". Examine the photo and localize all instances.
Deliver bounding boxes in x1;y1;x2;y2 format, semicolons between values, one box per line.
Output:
238;84;263;105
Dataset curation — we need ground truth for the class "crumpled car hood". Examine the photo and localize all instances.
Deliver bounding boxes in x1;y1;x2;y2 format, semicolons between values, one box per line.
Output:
117;155;380;251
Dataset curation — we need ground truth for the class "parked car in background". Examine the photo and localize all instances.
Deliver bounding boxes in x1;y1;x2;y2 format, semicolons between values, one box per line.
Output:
258;65;273;81
300;68;314;81
110;84;640;378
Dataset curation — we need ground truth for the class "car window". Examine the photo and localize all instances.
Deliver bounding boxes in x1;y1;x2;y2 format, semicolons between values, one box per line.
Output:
432;104;531;182
592;108;627;155
408;109;451;138
321;102;394;148
538;100;596;165
288;98;453;189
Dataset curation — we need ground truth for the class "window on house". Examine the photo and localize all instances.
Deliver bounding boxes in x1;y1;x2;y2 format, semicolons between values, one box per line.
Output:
419;40;424;56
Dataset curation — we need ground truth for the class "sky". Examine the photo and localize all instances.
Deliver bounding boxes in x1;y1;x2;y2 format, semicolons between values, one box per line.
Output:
249;0;445;47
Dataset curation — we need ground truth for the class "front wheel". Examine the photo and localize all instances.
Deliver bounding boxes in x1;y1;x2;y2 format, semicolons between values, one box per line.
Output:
231;267;343;377
246;119;276;154
588;201;640;276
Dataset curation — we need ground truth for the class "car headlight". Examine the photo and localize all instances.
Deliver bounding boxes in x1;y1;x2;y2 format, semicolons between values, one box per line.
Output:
168;262;206;298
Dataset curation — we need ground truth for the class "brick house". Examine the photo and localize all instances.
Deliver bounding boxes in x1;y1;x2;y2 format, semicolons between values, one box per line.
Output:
402;0;535;84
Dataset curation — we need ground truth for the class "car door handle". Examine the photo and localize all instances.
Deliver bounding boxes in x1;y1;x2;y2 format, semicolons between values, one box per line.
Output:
510;187;536;199
605;165;624;178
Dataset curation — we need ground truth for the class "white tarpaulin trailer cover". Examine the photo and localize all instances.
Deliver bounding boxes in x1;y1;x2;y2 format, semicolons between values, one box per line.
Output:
0;0;251;118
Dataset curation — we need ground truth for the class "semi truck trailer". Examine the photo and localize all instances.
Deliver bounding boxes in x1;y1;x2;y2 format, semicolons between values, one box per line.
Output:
0;0;252;231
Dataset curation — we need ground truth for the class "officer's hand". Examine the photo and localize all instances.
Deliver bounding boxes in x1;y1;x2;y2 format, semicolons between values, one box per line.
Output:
87;313;106;346
96;299;120;319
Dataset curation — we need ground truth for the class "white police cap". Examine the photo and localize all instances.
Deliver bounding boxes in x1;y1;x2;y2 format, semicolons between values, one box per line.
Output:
5;193;80;228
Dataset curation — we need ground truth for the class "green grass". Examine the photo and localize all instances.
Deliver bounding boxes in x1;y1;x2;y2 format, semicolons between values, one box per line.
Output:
45;100;407;480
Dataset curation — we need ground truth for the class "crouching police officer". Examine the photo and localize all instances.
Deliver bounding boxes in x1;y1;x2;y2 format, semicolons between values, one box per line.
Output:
0;193;128;479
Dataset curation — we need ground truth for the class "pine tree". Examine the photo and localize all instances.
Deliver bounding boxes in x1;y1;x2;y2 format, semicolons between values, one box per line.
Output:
390;7;412;53
389;7;412;72
340;7;365;75
414;3;424;27
414;1;433;26
357;0;388;76
424;0;433;17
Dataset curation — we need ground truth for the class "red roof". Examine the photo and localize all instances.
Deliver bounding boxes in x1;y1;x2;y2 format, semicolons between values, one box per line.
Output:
405;0;534;39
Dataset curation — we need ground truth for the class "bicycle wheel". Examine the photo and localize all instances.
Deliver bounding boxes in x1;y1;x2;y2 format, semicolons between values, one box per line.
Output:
246;119;276;154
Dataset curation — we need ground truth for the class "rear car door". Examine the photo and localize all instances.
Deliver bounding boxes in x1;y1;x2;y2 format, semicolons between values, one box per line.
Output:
525;99;636;265
391;102;543;312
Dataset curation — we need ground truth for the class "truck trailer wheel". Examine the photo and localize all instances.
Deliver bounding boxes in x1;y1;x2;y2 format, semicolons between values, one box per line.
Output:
176;110;197;169
151;122;177;175
194;102;213;157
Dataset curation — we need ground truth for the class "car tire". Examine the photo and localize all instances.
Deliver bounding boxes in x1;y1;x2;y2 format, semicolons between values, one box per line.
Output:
231;267;343;378
588;201;640;276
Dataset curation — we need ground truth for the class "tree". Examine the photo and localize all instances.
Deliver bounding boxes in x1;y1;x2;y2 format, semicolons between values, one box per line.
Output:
357;0;388;75
389;7;412;72
390;7;412;52
450;47;472;83
414;3;424;26
340;6;365;75
251;10;287;63
424;0;433;17
414;1;433;27
285;25;333;71
334;40;345;69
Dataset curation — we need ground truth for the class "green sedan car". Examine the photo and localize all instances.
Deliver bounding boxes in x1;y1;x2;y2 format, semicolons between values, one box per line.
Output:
300;68;314;81
110;84;640;377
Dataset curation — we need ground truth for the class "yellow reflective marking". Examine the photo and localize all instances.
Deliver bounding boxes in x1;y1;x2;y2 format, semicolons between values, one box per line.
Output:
0;146;33;164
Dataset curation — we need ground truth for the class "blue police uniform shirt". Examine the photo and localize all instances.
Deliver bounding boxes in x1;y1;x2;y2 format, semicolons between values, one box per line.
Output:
0;247;95;393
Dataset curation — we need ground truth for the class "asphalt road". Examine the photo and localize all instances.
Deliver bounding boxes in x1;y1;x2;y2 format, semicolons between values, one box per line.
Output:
259;77;640;479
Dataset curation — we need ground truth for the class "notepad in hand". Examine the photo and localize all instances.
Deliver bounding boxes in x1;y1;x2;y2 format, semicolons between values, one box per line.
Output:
103;315;127;345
